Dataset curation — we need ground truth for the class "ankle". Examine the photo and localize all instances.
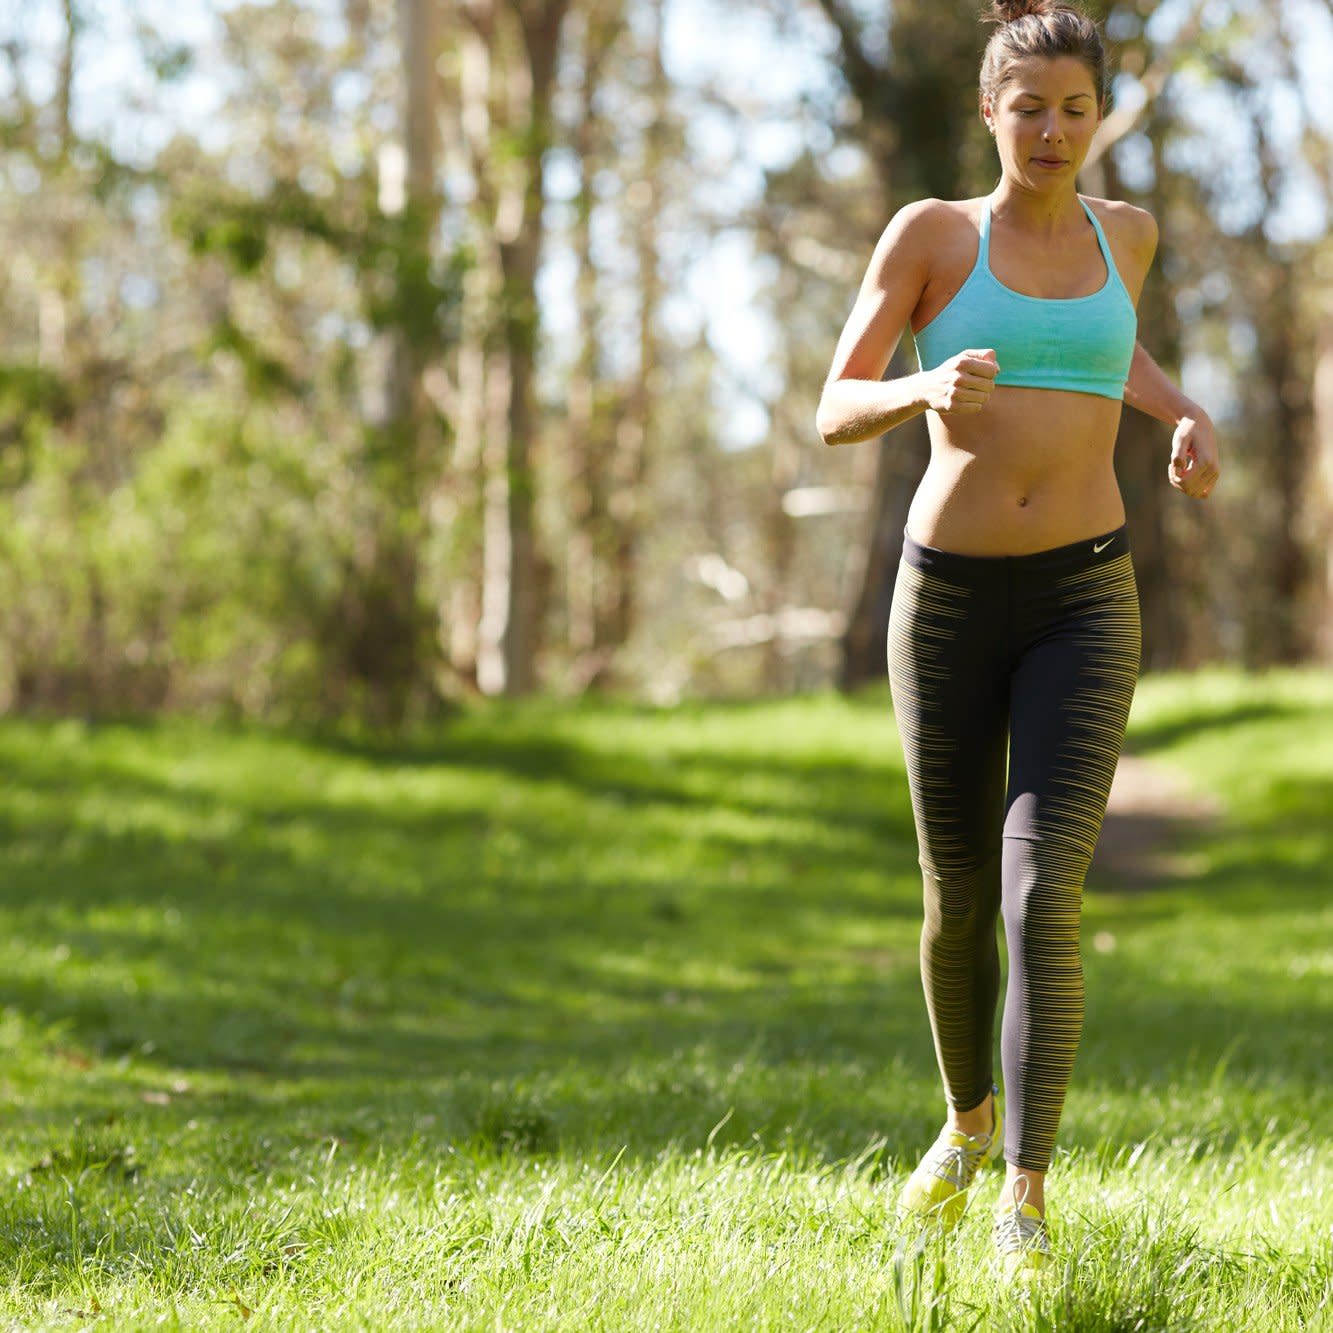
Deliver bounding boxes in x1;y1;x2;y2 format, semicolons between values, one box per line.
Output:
998;1170;1046;1214
948;1090;995;1137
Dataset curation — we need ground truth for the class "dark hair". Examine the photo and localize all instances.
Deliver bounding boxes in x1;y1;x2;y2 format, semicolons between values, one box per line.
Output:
979;0;1110;114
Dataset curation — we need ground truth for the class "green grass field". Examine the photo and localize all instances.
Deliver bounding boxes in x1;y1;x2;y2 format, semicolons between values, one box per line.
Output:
0;668;1329;1330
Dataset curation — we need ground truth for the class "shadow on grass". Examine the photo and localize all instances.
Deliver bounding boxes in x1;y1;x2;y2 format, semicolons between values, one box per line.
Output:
1121;697;1312;756
0;706;1326;1182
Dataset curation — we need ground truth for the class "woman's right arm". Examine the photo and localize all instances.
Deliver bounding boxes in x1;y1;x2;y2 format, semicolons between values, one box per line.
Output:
816;199;999;447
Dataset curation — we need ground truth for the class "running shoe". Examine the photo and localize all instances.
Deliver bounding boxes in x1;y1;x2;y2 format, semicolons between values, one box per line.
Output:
993;1178;1052;1278
898;1083;1002;1230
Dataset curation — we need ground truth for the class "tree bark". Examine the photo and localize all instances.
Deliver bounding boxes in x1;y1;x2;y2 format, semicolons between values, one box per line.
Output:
602;0;664;677
1245;90;1316;665
764;398;801;692
810;0;979;691
57;0;78;161
1312;309;1333;661
565;7;613;664
1254;253;1313;664
1102;141;1180;669
839;349;929;690
564;1;629;689
475;0;572;696
440;9;499;691
350;0;440;725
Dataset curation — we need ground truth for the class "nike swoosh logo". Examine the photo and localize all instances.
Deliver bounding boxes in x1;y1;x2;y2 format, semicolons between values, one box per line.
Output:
1093;538;1114;553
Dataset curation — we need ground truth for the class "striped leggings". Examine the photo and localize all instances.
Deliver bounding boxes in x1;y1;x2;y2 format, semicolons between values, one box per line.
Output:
887;522;1141;1170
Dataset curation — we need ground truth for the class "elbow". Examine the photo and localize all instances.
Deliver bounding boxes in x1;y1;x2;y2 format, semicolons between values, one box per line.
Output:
815;399;844;447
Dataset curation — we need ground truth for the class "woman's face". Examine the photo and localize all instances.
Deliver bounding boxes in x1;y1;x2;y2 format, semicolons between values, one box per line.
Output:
982;55;1103;188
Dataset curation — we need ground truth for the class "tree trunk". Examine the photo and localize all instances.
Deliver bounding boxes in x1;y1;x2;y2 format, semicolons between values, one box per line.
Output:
443;260;489;692
810;0;978;691
351;0;440;725
1254;253;1313;664
1103;141;1181;669
602;0;663;678
765;401;801;693
476;0;572;696
57;0;78;161
839;348;929;690
1245;98;1316;666
564;3;625;688
1312;308;1333;661
440;10;500;692
565;8;607;664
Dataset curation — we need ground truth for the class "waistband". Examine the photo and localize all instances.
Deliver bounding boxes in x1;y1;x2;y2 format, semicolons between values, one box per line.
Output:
901;523;1130;582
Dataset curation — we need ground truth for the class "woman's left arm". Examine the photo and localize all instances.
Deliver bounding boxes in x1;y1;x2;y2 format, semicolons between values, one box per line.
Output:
1124;342;1220;500
1119;204;1220;501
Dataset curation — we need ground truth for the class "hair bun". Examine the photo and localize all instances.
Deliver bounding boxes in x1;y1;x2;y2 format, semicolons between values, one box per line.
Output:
983;0;1056;23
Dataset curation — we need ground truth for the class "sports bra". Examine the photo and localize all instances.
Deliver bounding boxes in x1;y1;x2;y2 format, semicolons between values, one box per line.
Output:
910;193;1137;401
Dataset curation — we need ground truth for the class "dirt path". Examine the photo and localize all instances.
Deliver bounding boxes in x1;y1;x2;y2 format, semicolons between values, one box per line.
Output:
1087;752;1225;891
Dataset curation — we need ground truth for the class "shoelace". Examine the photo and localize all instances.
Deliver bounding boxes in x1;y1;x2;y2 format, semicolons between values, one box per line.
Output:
993;1205;1049;1256
923;1126;995;1189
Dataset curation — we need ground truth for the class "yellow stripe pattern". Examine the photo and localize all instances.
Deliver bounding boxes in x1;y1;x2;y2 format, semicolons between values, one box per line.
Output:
888;543;1141;1169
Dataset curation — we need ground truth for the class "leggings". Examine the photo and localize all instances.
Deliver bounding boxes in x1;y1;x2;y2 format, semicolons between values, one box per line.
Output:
887;522;1141;1170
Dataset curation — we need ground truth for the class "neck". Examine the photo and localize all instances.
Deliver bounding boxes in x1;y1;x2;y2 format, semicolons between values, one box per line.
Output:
990;177;1083;236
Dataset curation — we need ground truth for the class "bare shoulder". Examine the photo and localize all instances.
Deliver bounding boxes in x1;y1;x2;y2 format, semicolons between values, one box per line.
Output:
1082;195;1158;258
873;197;975;252
826;198;972;387
866;197;979;284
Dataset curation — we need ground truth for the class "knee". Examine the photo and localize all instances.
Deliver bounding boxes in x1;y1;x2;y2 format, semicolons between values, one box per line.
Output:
1000;843;1087;946
921;851;1001;937
1002;835;1092;902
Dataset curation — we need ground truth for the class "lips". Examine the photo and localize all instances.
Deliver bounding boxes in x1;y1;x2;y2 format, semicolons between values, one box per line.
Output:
1033;157;1067;166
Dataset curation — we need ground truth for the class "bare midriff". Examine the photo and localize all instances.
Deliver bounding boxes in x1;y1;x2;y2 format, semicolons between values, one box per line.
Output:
904;383;1126;556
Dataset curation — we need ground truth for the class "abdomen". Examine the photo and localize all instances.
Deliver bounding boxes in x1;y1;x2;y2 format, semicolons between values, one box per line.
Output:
905;386;1127;555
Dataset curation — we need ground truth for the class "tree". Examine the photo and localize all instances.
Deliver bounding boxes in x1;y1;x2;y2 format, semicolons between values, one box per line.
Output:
803;0;991;689
452;0;573;697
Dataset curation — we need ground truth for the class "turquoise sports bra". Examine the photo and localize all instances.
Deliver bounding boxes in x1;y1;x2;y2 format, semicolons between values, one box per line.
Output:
911;193;1137;401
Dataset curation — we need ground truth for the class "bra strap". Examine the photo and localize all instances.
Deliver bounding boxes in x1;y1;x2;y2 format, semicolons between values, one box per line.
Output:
1079;196;1117;271
972;193;993;273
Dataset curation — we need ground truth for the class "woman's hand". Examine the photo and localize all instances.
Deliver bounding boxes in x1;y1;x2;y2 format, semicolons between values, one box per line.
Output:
920;348;1000;415
1167;412;1220;499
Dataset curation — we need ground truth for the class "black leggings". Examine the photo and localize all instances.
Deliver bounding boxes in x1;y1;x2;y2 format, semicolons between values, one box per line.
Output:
887;522;1141;1170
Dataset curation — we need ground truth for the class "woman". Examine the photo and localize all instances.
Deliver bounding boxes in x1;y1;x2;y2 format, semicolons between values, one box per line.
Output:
815;0;1221;1279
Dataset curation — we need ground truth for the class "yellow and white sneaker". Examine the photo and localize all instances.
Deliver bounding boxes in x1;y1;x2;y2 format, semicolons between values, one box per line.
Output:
993;1179;1052;1279
898;1084;1002;1230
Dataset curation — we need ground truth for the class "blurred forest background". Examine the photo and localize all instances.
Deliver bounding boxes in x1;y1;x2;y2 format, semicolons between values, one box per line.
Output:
1;0;1330;727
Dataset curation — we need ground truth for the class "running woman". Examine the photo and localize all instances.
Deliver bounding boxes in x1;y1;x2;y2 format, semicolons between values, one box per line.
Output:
815;0;1221;1279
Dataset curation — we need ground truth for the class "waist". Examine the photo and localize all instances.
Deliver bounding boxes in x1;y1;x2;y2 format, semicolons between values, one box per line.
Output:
907;455;1125;556
902;521;1131;582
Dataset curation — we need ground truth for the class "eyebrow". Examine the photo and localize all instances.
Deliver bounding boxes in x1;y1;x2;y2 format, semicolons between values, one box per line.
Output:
1014;91;1094;101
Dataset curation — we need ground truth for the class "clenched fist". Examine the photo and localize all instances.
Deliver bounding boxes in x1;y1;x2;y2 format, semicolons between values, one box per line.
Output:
921;348;1000;415
1167;413;1221;500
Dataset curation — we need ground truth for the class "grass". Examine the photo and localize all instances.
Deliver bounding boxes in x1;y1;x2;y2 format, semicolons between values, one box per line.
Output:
0;666;1329;1329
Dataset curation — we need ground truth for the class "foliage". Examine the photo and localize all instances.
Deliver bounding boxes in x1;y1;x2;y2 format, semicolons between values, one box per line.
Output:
0;0;1329;718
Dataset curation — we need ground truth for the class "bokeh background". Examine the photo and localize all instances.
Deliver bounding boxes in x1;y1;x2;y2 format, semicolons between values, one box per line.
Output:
1;7;1331;1327
1;0;1330;725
